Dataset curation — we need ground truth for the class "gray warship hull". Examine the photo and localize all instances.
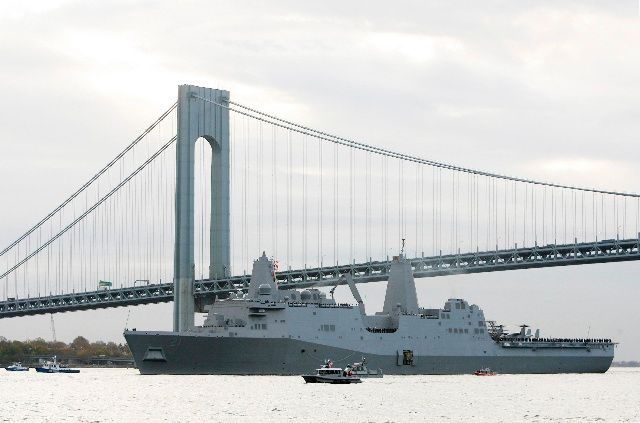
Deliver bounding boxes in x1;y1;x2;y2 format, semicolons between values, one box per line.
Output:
126;255;615;375
125;331;613;375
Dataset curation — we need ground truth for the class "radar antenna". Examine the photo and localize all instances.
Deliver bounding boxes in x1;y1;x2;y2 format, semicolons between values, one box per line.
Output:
50;314;57;342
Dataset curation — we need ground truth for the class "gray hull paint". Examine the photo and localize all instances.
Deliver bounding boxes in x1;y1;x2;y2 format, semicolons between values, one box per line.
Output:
125;331;613;375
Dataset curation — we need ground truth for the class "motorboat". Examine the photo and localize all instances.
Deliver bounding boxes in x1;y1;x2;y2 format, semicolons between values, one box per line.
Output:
35;356;80;374
302;360;362;384
5;362;29;371
345;358;383;378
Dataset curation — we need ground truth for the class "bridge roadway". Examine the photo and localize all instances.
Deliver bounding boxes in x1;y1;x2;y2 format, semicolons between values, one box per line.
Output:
1;237;639;318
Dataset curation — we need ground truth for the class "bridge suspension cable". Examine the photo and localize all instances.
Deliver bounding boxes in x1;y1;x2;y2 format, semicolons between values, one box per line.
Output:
0;102;178;258
195;95;639;199
190;93;639;267
0;136;177;281
3;90;639;304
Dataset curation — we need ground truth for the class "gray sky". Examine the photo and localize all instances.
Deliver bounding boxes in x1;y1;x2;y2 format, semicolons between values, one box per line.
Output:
0;1;639;360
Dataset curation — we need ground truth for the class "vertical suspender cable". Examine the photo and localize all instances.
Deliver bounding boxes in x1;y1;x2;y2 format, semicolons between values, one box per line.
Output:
303;134;307;266
623;196;627;238
287;130;292;269
439;168;443;253
594;192;598;241
421;166;424;256
574;190;579;242
431;166;435;255
244;118;249;270
451;170;455;253
231;112;236;274
602;193;606;238
273;125;277;261
614;195;618;238
502;180;506;248
399;160;403;251
350;143;353;263
366;153;370;260
470;173;474;251
552;187;556;242
383;156;387;258
524;183;527;246
318;135;322;266
414;164;418;255
542;186;546;245
581;190;585;241
513;181;517;247
333;141;337;265
486;176;490;250
258;121;263;254
474;174;478;250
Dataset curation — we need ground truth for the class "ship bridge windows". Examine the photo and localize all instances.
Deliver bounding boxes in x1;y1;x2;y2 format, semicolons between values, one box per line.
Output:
250;323;268;330
453;302;466;310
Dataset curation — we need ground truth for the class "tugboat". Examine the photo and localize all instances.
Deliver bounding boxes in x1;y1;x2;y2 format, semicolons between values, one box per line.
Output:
5;362;29;371
345;358;383;378
473;368;496;376
302;360;362;384
35;356;80;374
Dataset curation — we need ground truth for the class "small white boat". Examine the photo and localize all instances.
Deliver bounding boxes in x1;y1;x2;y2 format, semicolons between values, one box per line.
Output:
35;356;80;374
5;362;29;371
302;360;362;384
346;358;383;378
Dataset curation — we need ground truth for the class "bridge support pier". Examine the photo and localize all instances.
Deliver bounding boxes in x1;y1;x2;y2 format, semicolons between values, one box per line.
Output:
174;85;230;332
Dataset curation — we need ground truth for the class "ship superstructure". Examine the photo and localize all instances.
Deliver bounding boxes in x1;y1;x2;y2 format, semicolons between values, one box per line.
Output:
125;253;615;375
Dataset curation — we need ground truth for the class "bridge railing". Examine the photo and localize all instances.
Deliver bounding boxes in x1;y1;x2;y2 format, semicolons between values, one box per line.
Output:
2;237;638;318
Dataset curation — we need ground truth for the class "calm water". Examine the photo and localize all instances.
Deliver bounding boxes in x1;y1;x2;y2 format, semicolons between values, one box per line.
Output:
1;368;638;422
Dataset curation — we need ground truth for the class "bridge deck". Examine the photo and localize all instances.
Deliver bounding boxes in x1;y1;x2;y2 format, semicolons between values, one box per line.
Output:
1;238;638;318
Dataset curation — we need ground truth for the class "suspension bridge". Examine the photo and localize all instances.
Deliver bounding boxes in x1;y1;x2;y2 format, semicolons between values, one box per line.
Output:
1;85;639;325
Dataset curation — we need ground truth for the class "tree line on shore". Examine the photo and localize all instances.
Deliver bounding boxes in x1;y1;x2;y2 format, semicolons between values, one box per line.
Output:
0;336;131;365
612;361;640;367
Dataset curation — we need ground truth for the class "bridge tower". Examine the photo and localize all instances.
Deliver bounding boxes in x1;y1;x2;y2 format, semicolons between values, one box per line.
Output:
174;85;230;332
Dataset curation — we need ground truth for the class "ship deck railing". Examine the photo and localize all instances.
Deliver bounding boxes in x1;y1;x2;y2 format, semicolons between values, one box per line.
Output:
365;327;398;334
286;302;354;308
497;337;614;348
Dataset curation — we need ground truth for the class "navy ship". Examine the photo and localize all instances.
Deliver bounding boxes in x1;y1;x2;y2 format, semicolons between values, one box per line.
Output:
125;253;615;374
